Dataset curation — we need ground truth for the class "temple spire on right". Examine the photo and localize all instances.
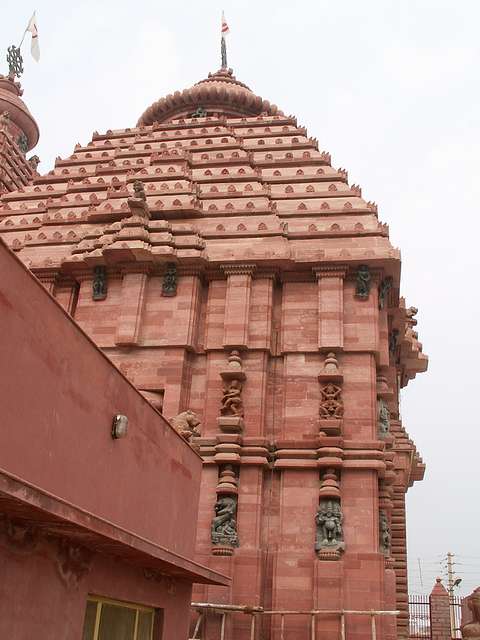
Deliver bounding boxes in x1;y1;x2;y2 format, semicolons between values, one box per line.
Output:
221;11;230;69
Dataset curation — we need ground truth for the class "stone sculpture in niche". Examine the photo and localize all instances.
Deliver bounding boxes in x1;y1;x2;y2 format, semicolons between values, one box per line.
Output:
355;264;371;298
92;265;107;301
211;495;239;547
378;399;390;436
315;499;344;551
218;351;246;433
221;379;244;417
319;383;343;419
170;410;201;442
162;263;177;297
378;277;392;309
379;510;391;554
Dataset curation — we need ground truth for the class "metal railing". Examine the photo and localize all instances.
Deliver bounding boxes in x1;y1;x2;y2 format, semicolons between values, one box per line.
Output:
190;602;399;640
409;594;431;638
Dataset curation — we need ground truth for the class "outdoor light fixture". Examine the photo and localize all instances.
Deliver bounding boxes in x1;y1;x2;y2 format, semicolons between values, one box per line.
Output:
111;414;128;439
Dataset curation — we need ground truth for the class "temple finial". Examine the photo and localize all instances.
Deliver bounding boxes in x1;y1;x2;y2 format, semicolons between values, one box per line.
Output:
221;11;230;69
6;46;24;79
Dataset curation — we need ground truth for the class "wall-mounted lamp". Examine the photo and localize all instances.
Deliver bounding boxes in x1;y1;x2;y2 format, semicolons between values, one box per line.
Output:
112;414;128;439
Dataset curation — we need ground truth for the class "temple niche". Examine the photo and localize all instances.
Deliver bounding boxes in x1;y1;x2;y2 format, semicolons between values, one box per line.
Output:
0;53;428;640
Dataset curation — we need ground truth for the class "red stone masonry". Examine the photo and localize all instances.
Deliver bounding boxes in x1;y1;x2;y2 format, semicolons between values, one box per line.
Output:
0;67;428;640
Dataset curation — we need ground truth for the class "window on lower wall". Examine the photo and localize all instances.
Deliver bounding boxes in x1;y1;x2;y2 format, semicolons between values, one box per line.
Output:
82;596;156;640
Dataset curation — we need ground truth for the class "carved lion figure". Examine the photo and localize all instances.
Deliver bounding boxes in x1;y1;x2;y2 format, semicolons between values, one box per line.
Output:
462;587;480;638
170;410;201;442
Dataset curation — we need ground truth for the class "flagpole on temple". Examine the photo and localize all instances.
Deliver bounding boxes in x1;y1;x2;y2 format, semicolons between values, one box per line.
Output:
221;11;230;69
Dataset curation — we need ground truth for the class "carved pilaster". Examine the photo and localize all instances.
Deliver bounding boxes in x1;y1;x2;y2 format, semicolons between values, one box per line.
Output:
115;267;149;346
313;265;347;351
221;263;256;349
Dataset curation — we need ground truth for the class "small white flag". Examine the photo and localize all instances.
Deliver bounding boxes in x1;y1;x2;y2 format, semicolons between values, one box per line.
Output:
26;12;40;62
221;11;230;36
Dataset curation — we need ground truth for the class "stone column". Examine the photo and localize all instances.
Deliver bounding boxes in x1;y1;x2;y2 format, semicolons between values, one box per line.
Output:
313;266;347;351
115;266;149;346
429;578;452;640
221;264;256;350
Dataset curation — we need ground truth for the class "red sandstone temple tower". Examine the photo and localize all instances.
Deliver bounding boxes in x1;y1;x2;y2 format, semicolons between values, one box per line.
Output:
0;51;427;639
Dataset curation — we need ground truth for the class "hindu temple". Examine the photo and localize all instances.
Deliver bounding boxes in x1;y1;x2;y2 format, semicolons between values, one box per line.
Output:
0;36;428;640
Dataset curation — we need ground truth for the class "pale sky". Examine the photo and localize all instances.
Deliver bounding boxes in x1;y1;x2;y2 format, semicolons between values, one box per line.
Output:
2;0;479;596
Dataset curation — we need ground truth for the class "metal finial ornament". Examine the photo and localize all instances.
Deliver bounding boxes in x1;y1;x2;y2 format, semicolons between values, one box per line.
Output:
6;45;23;78
221;36;227;69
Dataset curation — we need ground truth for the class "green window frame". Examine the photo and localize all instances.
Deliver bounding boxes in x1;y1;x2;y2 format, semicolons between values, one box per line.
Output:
82;596;155;640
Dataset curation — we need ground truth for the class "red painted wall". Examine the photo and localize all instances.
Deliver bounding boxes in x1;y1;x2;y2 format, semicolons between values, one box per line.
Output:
0;240;224;639
0;240;201;558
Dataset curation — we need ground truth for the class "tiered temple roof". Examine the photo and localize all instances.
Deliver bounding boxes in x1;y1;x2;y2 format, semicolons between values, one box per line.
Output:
0;66;427;386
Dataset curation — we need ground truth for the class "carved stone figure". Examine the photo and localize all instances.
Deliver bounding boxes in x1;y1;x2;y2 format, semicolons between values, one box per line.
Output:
92;265;107;300
170;410;201;441
191;106;207;118
17;133;28;154
379;510;391;554
378;399;390;436
406;306;418;323
133;179;146;201
389;329;399;355
462;587;480;639
378;277;392;310
28;155;40;171
220;379;244;417
211;495;239;547
162;263;177;297
315;499;344;550
356;264;371;298
319;383;343;419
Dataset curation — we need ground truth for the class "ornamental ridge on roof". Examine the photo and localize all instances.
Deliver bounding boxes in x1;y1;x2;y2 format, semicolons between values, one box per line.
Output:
138;67;283;126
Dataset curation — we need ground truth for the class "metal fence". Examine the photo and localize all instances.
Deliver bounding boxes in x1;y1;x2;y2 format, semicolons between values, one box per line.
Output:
409;595;431;638
190;602;399;640
408;594;463;639
450;595;462;639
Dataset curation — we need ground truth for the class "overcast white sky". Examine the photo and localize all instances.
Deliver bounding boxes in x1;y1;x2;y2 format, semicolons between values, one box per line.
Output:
2;0;479;596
